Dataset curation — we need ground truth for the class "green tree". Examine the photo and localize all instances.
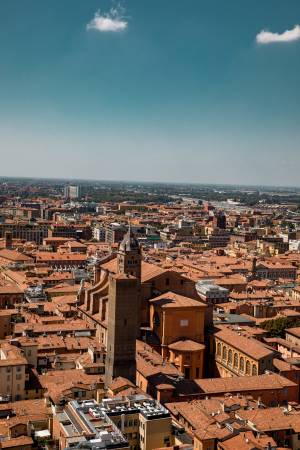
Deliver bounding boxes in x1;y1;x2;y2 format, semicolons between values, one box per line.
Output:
261;316;300;338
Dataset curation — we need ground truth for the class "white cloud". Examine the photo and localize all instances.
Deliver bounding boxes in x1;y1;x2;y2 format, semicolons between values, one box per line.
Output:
87;6;128;32
256;24;300;44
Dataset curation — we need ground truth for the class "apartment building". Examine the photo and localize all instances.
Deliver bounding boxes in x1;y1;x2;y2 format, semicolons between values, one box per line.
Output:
0;286;24;308
35;252;86;269
0;222;49;245
53;396;173;450
196;280;229;305
0;342;27;401
255;262;297;280
285;327;300;347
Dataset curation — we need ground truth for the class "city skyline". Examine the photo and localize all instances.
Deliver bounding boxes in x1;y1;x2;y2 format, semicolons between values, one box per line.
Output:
1;0;300;185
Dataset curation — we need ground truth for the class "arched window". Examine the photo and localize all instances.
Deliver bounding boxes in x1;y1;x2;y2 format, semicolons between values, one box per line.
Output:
217;342;221;356
222;346;227;360
246;360;251;375
234;353;238;368
240;357;245;372
252;364;257;376
228;349;233;366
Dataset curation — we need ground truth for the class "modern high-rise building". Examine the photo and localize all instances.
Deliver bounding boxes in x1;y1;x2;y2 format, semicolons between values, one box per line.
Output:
64;185;81;200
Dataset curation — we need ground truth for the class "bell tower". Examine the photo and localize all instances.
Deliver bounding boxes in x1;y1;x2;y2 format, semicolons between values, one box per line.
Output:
117;225;141;281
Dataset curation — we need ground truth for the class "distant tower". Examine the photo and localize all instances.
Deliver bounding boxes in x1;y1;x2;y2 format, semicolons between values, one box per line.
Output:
105;273;139;386
214;211;227;229
117;225;142;280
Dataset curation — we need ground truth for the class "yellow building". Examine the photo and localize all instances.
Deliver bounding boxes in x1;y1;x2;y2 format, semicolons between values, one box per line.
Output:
0;342;28;401
214;327;274;378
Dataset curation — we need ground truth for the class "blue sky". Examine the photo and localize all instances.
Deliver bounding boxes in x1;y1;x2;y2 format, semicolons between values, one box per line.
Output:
0;0;300;185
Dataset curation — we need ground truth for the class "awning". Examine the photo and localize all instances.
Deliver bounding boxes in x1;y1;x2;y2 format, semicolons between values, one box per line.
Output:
35;430;51;438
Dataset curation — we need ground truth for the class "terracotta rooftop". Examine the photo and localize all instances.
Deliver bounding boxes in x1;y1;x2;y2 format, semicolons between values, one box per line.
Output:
286;327;300;338
0;249;33;263
39;369;104;404
168;340;205;352
0;285;23;294
236;406;300;433
36;252;86;261
0;436;34;449
194;373;297;394
216;431;277;450
215;327;274;360
136;340;181;378
101;258;169;283
149;291;205;309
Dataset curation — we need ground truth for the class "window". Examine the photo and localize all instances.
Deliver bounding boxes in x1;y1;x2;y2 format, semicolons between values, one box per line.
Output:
240;357;245;372
252;365;257;376
166;278;170;286
228;350;233;366
246;360;251;375
217;342;221;356
234;353;238;368
222;346;227;360
180;319;189;327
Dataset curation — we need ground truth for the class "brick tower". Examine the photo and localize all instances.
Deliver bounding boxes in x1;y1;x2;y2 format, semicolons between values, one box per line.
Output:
105;273;139;386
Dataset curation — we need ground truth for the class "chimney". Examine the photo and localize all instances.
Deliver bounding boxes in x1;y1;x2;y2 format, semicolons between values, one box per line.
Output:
252;257;257;276
5;231;12;249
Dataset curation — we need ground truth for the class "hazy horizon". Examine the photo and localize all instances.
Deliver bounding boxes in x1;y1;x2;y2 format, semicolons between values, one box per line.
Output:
1;0;300;185
1;174;300;191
